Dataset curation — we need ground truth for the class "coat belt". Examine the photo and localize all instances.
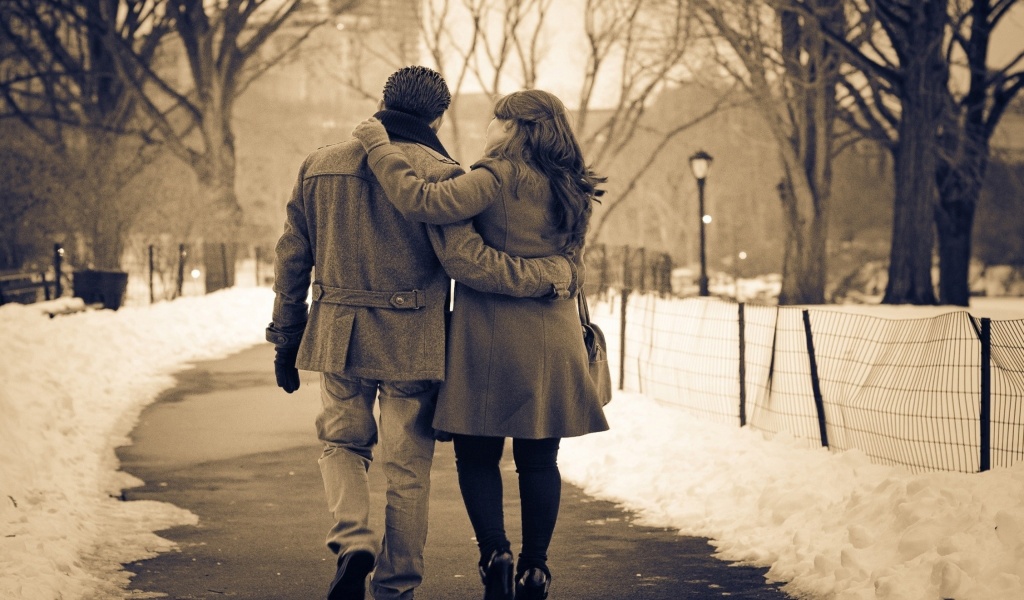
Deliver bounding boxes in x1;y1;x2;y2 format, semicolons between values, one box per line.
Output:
311;282;424;310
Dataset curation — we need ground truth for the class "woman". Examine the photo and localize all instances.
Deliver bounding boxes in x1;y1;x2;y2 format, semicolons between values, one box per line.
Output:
353;89;608;600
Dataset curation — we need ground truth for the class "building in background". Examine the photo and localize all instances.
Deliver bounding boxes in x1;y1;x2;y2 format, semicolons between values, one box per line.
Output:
249;0;421;110
235;0;423;250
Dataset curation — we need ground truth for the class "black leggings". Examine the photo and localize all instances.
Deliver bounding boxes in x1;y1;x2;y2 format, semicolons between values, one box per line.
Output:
452;434;561;571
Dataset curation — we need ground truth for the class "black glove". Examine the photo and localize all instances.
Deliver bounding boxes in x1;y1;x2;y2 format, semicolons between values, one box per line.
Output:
274;346;301;393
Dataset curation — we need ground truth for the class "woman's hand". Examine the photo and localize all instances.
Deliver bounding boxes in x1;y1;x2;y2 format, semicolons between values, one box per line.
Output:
352;118;391;153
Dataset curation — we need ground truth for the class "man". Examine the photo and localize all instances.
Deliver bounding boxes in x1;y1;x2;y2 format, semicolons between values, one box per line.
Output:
266;66;574;600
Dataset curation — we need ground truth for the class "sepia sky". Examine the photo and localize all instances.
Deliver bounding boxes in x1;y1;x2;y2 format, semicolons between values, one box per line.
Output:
430;0;1024;110
990;2;1024;65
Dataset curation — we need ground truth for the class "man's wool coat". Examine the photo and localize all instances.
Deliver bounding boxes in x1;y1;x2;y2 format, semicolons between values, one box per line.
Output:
271;139;573;382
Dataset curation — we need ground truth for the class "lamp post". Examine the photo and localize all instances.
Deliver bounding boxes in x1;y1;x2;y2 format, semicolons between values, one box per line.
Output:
689;150;713;296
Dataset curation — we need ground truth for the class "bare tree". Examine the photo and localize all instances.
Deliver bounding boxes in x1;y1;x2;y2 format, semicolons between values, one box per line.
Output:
0;0;348;273
578;0;727;241
419;0;731;245
2;0;358;284
0;0;173;269
418;0;553;160
308;0;730;258
0;134;62;269
800;0;1023;305
848;0;948;305
691;0;845;304
933;0;1024;305
107;0;344;243
315;0;549;160
797;0;951;304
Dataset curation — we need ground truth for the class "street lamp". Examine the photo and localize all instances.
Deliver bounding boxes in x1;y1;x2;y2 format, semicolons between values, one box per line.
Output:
689;150;713;296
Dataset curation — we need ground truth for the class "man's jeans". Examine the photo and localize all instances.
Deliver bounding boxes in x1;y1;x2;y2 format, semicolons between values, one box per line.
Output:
317;373;437;600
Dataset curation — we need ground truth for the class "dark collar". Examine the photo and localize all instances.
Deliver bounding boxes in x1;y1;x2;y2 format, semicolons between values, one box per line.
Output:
373;109;453;160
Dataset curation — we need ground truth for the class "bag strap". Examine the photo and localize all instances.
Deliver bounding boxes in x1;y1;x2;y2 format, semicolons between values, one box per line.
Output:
577;289;592;327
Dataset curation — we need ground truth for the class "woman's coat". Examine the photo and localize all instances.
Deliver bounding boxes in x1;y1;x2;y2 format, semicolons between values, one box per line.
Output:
366;147;609;439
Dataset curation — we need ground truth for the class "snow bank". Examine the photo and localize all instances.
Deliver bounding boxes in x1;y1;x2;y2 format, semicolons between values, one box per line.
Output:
0;288;274;599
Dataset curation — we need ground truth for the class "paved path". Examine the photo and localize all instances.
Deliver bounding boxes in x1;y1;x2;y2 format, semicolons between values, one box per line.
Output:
117;343;792;600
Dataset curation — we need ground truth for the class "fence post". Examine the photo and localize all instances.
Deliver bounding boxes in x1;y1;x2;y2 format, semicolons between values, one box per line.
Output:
622;245;632;289
651;253;661;295
660;254;673;297
53;243;63;298
220;243;229;292
148;244;155;304
619;287;630;391
637;247;646;293
801;310;829;448
176;244;186;298
598;244;609;297
738;302;747;427
980;317;991;472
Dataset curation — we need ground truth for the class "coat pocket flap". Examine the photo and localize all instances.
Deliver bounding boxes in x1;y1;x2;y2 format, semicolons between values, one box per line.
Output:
295;306;355;373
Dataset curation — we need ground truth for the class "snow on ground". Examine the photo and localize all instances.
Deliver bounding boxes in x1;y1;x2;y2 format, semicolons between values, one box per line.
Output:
0;288;271;599
0;286;1022;599
561;395;1024;600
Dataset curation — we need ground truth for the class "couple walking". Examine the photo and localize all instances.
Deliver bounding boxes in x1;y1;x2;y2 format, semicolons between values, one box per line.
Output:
266;66;608;600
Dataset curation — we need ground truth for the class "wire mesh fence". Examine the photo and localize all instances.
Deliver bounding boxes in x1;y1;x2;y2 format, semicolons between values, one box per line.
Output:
804;309;983;473
611;291;1024;474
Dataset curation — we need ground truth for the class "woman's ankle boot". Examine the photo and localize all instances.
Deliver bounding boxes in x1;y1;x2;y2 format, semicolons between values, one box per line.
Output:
514;565;550;600
479;548;514;600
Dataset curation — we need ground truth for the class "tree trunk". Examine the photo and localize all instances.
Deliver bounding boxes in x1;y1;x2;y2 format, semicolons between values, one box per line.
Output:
88;214;126;270
933;0;997;307
776;178;827;304
934;200;973;306
202;240;236;293
78;136;131;270
772;2;838;305
883;102;939;304
194;180;241;292
192;127;241;291
880;0;947;305
935;151;986;306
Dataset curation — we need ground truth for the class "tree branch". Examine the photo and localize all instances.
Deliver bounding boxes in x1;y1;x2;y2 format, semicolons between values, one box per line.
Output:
589;85;743;239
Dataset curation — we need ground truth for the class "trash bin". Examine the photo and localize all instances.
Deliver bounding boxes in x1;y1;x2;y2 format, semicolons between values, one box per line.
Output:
73;269;128;310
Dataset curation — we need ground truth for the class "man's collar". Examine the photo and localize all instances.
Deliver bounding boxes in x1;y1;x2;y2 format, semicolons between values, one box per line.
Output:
373;109;453;160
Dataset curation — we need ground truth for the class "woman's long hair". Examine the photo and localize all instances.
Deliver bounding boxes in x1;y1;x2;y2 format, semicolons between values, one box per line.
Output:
486;90;605;253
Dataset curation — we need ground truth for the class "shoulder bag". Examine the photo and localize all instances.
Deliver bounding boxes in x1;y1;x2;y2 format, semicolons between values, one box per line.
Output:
579;290;613;406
